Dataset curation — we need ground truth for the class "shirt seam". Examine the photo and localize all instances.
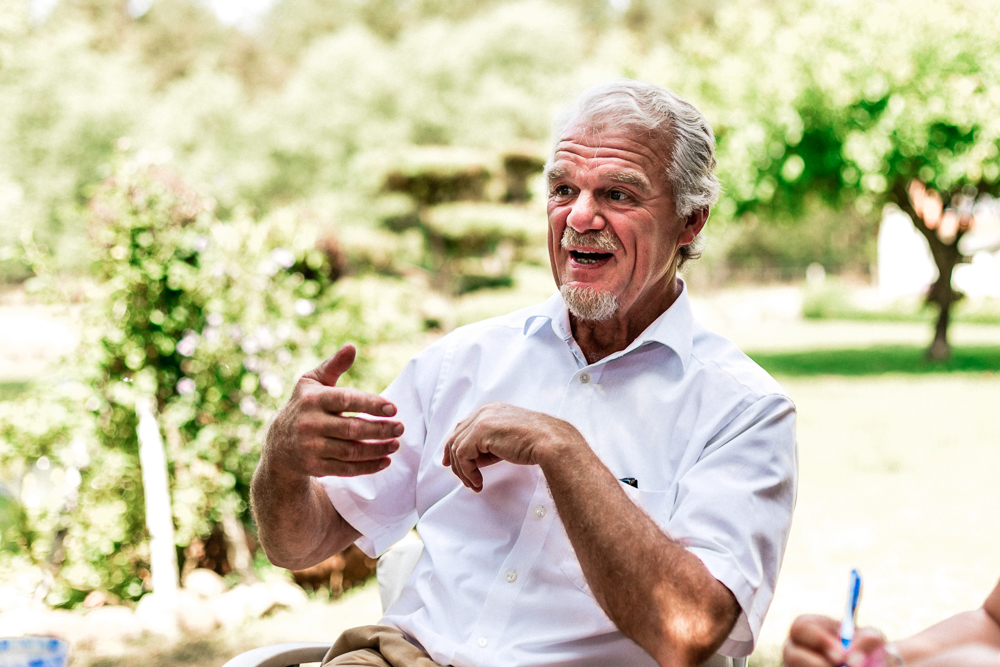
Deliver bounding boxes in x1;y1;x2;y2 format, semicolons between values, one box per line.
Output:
688;348;793;407
427;334;458;433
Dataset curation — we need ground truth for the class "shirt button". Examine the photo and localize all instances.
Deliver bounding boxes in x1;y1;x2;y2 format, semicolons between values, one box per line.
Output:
533;505;546;519
477;637;488;648
579;371;591;384
505;569;518;583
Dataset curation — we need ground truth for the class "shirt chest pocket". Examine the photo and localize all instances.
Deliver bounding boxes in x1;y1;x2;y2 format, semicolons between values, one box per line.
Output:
548;486;679;597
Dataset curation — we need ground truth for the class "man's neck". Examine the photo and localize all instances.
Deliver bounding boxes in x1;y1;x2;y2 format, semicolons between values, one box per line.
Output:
570;278;682;364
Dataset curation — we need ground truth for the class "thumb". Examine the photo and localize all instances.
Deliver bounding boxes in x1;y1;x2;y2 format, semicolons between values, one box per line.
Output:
308;344;357;387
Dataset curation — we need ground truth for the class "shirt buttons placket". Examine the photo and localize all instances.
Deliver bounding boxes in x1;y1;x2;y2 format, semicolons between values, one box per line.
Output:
579;371;591;384
533;505;546;519
505;569;518;583
476;637;488;648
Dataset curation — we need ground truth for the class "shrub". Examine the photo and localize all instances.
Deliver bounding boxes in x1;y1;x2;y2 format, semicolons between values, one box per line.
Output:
0;157;383;604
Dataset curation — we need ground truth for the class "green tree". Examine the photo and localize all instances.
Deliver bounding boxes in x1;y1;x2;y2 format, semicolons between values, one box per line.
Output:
0;17;149;273
132;0;226;89
689;0;1000;360
45;0;133;52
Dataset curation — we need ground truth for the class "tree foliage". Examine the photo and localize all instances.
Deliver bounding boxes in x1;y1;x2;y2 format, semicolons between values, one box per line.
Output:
687;0;1000;357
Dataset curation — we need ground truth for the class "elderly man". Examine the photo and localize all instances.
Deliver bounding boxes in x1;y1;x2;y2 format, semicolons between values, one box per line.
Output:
251;79;797;667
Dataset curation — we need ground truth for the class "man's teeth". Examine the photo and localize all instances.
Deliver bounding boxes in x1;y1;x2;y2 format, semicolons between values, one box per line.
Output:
574;250;608;264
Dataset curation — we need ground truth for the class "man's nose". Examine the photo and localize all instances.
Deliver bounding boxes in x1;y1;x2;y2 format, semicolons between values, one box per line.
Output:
565;191;605;233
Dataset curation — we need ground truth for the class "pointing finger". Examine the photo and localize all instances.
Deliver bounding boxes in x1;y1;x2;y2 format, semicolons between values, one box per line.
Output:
318;387;398;418
314;414;403;442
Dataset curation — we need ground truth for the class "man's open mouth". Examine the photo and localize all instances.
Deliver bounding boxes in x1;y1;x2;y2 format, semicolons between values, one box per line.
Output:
570;250;613;265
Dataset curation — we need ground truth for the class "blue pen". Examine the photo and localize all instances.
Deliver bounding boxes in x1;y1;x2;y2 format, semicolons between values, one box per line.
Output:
839;568;863;649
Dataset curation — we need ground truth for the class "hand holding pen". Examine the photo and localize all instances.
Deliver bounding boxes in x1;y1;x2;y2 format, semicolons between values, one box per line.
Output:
838;571;906;667
783;569;904;667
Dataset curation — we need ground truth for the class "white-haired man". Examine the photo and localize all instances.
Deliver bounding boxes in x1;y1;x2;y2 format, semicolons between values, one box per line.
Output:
251;79;798;667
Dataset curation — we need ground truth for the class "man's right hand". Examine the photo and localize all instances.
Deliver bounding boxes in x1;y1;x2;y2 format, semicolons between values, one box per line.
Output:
251;344;402;569
264;343;404;479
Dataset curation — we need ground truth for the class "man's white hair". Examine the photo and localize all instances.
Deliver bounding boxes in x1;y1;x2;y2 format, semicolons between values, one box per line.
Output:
547;79;720;268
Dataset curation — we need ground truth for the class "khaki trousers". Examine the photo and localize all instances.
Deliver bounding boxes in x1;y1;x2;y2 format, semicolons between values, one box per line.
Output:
322;625;445;667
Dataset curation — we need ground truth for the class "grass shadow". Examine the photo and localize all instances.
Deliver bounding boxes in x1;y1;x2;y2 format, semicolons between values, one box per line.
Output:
76;638;235;667
747;345;1000;377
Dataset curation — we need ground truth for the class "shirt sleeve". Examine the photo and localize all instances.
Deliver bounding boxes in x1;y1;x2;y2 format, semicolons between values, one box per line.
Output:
318;341;447;558
664;393;798;657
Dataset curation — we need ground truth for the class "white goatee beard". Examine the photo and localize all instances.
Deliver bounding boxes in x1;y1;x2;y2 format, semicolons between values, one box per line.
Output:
559;227;621;320
560;285;619;321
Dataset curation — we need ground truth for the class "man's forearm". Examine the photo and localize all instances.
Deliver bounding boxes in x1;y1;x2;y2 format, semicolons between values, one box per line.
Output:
539;444;739;667
250;452;359;570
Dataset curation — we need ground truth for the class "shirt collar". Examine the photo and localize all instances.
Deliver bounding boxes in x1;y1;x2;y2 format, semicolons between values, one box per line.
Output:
522;281;694;368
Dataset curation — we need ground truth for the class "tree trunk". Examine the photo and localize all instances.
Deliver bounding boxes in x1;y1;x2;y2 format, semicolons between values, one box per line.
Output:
892;182;970;361
927;283;953;361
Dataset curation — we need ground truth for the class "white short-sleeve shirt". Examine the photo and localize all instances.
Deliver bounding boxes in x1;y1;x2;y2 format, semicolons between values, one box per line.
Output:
321;286;797;666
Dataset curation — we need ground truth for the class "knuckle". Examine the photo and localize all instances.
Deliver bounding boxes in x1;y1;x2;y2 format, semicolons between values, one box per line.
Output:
303;460;325;477
335;442;360;462
341;441;372;463
298;441;322;467
328;389;351;411
343;418;365;441
295;414;319;437
299;390;324;411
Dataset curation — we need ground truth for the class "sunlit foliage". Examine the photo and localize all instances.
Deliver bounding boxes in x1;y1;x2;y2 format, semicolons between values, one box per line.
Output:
684;0;1000;356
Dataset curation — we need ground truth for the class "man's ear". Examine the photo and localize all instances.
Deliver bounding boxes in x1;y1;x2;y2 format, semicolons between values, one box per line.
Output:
679;206;710;246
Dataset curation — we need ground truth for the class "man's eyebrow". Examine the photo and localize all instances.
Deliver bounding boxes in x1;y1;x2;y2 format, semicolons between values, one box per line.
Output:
544;166;568;185
607;171;651;192
545;166;651;193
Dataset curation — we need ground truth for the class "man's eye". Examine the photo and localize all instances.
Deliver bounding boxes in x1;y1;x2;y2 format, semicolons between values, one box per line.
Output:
552;185;573;197
608;190;629;201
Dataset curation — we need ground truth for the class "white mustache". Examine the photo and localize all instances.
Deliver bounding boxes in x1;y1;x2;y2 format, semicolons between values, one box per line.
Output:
561;227;619;252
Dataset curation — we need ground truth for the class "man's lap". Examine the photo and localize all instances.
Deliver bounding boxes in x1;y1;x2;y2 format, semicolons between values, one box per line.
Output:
323;625;442;667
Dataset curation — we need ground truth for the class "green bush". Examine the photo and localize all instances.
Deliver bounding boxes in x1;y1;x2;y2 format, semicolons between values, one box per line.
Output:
0;158;392;604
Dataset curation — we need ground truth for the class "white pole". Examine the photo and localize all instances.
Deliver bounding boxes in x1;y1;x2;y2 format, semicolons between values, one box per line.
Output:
136;395;179;602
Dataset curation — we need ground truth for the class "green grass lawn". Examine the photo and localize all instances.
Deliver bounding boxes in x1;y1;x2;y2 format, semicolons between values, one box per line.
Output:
748;345;1000;377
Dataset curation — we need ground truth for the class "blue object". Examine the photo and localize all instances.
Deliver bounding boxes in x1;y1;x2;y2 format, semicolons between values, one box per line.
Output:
839;568;863;649
0;637;68;667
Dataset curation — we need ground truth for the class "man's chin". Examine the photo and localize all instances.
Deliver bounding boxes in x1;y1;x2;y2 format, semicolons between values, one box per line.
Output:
560;285;619;321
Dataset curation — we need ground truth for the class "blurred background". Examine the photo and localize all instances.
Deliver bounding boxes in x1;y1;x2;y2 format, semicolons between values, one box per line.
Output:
1;0;999;665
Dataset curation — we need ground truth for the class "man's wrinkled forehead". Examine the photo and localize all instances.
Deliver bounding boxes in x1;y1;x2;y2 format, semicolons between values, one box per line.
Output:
549;114;670;171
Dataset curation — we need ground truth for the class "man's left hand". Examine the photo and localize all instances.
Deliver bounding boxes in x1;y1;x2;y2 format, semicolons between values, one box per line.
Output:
442;402;584;492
